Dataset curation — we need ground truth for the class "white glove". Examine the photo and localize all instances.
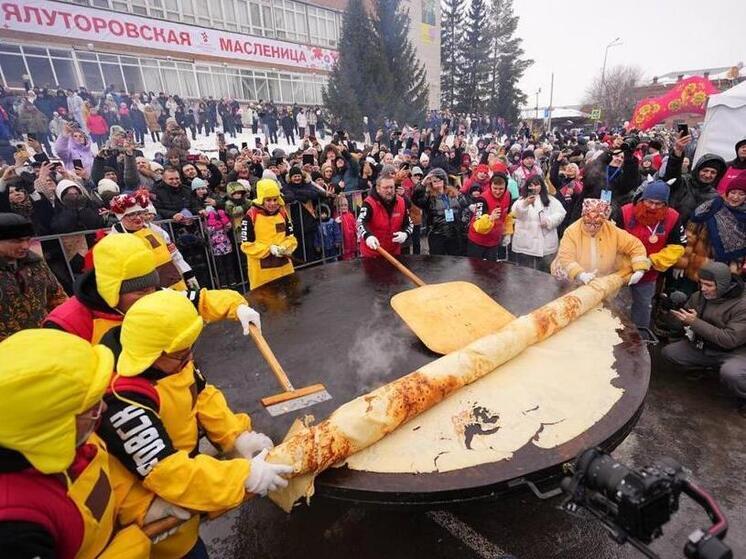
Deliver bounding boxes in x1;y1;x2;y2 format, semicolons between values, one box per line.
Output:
144;496;191;524
392;231;408;244
145;496;191;541
501;234;512;247
365;235;380;250
185;277;200;290
236;304;261;335
578;271;596;285
244;449;294;496
234;430;274;459
269;245;284;257
672;268;685;280
628;270;645;286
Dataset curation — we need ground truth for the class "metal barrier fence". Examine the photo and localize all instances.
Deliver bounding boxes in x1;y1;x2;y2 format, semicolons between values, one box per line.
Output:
33;189;369;294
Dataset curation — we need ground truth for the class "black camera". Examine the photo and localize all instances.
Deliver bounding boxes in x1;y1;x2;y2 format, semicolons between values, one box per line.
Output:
658;290;689;312
561;449;731;559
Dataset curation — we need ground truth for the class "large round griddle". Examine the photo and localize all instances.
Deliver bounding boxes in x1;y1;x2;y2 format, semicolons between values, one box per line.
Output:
197;256;649;507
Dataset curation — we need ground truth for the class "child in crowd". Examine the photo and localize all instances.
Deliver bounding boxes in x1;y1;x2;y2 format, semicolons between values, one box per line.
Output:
205;206;238;287
314;203;342;260
335;196;358;260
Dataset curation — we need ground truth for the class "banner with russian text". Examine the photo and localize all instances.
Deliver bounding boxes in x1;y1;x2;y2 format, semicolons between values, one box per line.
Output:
1;0;338;71
628;76;719;131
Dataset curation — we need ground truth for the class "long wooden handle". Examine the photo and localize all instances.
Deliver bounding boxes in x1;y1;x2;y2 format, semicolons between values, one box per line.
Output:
143;494;256;538
376;247;427;287
248;324;294;391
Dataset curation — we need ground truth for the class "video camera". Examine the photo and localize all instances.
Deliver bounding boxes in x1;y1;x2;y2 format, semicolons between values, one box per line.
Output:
657;290;689;312
561;448;731;559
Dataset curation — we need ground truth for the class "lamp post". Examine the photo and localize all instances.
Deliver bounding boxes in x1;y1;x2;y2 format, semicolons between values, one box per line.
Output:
602;37;622;84
534;87;541;120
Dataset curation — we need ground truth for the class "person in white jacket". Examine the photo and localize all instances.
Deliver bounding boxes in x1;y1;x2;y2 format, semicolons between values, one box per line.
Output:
511;175;566;272
296;109;308;139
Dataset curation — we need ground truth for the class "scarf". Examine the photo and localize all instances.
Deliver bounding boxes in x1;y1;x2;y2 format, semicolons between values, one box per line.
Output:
691;197;746;261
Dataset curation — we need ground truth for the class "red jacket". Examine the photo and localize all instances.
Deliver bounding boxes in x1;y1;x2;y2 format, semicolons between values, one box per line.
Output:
467;190;511;247
359;195;406;258
86;114;109;136
621;203;679;283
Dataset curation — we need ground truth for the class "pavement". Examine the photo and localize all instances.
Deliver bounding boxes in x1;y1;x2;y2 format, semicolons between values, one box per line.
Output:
196;291;745;559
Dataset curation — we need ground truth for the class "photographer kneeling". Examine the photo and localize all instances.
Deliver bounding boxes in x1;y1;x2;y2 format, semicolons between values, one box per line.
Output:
661;261;746;414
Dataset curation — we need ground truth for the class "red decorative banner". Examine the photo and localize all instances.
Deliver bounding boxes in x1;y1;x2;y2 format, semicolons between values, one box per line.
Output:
629;76;719;131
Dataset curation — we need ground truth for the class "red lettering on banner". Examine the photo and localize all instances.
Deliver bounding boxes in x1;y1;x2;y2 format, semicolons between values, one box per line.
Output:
261;44;270;57
232;41;243;54
219;37;231;51
153;26;165;42
166;30;177;43
108;19;124;36
244;41;253;54
59;10;72;28
73;13;91;31
1;3;22;22
92;16;106;32
22;6;42;24
298;51;307;62
41;8;56;25
270;46;280;58
140;24;152;40
179;32;191;45
125;22;139;38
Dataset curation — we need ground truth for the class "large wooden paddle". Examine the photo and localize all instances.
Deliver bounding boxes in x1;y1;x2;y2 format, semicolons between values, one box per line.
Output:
376;247;515;354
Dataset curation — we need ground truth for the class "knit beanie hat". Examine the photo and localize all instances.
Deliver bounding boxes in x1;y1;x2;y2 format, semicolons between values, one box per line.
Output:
0;213;34;240
190;177;207;191
475;164;490;175
735;138;746;156
725;174;746;195
411;166;423;176
521;150;535;160
97;178;120;195
640;180;670;204
424;168;448;184
288;166;303;179
699;261;732;297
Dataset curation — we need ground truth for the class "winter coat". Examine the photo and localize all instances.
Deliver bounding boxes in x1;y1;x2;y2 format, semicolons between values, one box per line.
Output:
153;182;198;219
511;196;566;257
412;187;468;238
86;114;109;136
685;276;746;354
130;107;147;130
663;152;725;224
0;252;67;341
54;134;94;171
143;106;161;132
16;103;48;135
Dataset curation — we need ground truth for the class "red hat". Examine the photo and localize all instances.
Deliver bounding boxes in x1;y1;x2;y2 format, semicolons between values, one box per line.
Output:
725;174;746;195
475;164;490;175
490;162;508;175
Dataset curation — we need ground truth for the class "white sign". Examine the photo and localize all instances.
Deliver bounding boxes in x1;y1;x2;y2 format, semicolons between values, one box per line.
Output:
1;0;339;71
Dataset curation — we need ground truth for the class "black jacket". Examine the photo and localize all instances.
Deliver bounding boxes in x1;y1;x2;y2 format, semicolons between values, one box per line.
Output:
153;182;199;218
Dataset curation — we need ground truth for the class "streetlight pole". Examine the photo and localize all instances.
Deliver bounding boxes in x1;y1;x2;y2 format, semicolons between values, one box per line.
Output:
602;37;622;84
534;87;541;120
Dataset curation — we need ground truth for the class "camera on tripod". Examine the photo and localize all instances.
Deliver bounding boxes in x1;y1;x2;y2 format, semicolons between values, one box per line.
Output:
560;448;731;559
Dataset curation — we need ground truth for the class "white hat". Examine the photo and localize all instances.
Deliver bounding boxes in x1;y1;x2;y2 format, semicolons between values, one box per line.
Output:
55;179;82;200
97;178;120;195
150;161;164;173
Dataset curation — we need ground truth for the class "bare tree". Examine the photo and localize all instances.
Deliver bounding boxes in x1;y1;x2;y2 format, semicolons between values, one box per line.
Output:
584;65;643;127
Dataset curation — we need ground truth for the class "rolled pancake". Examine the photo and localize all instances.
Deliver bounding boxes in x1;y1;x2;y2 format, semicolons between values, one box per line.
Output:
268;273;627;512
344;305;624;473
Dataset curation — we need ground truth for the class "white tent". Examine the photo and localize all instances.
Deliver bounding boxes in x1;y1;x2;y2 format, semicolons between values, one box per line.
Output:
694;80;746;162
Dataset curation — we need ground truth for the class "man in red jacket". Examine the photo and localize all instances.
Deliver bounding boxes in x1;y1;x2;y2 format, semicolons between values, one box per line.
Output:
357;171;413;258
619;180;686;329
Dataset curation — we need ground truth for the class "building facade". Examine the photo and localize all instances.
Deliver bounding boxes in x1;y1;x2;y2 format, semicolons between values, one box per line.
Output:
1;0;440;108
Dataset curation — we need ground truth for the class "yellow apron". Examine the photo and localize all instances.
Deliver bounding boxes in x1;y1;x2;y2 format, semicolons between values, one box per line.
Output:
241;209;297;290
91;317;123;344
133;227;187;291
67;434;117;559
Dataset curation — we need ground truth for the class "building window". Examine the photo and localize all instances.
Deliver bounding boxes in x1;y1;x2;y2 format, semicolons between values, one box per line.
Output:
273;0;308;43
307;5;338;47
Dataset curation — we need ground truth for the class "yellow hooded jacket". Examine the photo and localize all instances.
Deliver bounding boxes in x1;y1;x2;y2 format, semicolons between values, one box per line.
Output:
97;291;251;558
0;330;150;559
240;179;298;290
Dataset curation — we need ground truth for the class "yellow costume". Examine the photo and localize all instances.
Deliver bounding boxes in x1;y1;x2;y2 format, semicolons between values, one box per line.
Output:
0;330;151;558
98;290;252;558
552;219;650;280
240;179;298;290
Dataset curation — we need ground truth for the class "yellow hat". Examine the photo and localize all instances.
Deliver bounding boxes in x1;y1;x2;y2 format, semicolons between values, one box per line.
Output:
0;330;113;474
253;179;285;207
94;233;159;309
118;290;204;377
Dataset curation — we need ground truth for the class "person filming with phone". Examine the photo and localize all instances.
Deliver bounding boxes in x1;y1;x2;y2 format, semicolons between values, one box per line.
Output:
661;261;746;415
